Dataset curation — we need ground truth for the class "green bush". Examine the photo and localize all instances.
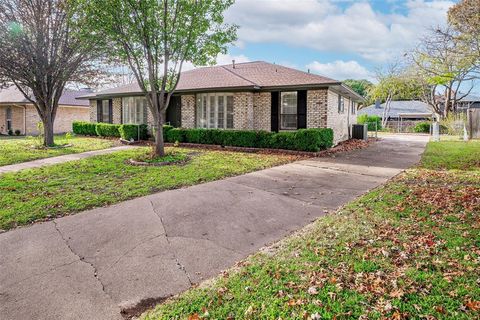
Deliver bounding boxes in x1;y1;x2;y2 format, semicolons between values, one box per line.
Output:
95;123;121;137
119;124;148;141
164;128;333;152
358;114;382;131
165;128;186;142
413;122;431;133
72;121;97;136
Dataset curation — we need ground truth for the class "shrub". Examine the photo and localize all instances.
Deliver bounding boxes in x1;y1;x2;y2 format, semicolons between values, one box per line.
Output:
119;124;148;141
413;122;431;133
165;128;333;152
72;121;97;136
7;129;13;136
294;128;333;151
358;114;382;131
165;128;186;143
14;129;21;136
95;123;120;137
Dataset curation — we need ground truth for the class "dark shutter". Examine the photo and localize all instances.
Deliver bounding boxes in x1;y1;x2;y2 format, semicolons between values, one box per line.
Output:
108;99;113;123
297;90;307;129
96;100;102;122
271;92;279;132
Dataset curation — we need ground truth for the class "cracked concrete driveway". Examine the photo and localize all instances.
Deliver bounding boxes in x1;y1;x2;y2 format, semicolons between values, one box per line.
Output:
0;134;428;320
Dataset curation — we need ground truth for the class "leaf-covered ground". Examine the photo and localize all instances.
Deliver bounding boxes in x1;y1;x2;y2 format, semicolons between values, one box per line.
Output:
0;135;115;166
0;147;296;230
143;140;480;320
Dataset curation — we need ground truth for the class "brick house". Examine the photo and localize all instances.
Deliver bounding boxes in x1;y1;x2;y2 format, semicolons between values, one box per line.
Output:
80;61;364;144
0;86;90;135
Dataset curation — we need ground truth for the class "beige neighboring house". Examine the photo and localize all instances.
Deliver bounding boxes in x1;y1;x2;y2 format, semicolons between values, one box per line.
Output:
80;61;364;144
0;86;91;135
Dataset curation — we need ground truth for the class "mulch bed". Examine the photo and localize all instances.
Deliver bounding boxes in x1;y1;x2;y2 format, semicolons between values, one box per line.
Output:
121;138;376;157
166;138;376;157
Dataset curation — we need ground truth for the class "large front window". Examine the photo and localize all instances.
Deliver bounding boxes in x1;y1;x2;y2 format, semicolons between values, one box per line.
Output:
196;93;234;129
280;92;297;130
122;97;147;124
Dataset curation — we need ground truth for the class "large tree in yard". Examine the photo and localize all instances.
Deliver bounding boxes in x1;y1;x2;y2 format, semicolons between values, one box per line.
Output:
412;27;478;118
0;0;98;146
70;0;237;157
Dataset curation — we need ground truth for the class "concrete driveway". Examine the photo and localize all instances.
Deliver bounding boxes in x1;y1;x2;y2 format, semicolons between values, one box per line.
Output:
0;134;429;320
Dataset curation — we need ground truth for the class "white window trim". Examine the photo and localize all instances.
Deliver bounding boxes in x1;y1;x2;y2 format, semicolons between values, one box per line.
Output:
196;93;234;129
280;91;297;130
122;97;147;124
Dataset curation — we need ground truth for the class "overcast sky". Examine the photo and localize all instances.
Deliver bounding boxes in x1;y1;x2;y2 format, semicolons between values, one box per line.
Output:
211;0;456;82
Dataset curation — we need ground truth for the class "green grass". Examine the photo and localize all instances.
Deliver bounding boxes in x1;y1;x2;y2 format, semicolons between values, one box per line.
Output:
0;135;115;166
142;140;480;320
0;147;295;230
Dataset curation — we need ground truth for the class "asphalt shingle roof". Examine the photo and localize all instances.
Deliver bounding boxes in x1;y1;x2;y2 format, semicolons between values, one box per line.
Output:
0;86;91;107
359;100;434;118
82;61;342;99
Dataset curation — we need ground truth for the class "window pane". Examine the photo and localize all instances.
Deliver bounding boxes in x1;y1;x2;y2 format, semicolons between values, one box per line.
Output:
135;98;143;124
280;92;297;129
226;95;234;129
209;95;216;128
102;100;110;122
217;96;225;129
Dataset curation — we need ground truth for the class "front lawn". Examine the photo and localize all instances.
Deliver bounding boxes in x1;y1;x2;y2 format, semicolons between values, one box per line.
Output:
0;135;115;166
142;140;480;319
0;147;295;230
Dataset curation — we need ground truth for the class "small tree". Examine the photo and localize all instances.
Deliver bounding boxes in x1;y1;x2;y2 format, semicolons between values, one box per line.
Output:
0;0;99;146
70;0;237;157
367;64;422;127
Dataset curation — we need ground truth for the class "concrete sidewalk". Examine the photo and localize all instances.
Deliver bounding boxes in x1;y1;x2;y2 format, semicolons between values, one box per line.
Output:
0;146;134;174
0;135;429;320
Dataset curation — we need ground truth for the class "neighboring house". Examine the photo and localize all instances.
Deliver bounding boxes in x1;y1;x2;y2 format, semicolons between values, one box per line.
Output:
79;61;363;144
0;86;91;135
359;100;437;131
438;93;480;112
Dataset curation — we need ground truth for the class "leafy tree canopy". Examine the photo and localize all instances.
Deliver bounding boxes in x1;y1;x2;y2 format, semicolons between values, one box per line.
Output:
343;79;373;98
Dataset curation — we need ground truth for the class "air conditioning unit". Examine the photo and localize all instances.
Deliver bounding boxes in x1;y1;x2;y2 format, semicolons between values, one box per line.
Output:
352;124;368;141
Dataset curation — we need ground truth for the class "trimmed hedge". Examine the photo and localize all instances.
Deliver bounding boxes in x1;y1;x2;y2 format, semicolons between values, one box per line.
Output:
72;121;97;136
165;128;333;152
95;123;121;137
119;124;148;141
72;121;334;151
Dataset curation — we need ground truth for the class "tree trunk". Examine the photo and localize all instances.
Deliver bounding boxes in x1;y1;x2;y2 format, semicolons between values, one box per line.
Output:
154;116;165;157
43;117;54;147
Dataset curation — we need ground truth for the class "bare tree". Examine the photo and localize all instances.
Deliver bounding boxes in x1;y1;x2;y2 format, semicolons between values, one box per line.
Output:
412;27;477;118
0;0;99;146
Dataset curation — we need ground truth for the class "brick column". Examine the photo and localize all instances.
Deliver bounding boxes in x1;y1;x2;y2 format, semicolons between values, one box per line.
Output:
181;95;196;128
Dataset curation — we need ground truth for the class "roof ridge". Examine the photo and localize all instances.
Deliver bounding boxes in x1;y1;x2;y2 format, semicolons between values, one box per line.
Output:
220;65;260;87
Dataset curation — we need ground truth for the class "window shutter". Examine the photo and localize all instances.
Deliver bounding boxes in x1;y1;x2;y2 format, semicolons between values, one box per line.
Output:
108;99;113;123
271;92;279;132
97;100;102;122
297;90;307;129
